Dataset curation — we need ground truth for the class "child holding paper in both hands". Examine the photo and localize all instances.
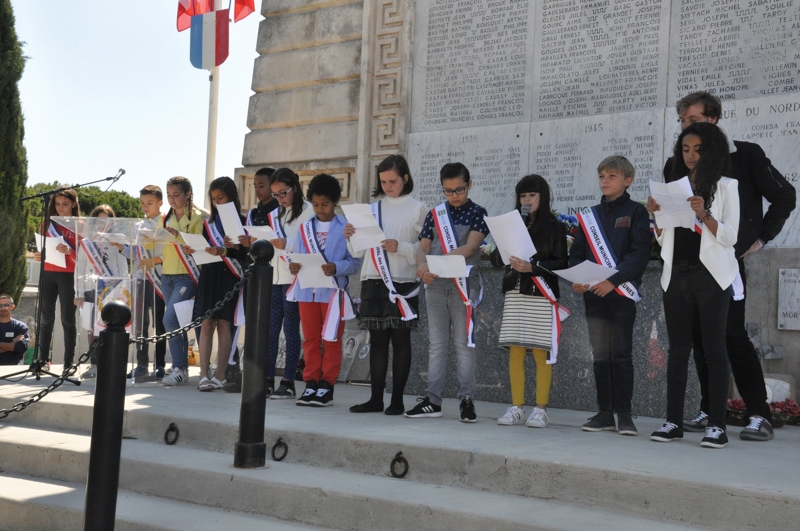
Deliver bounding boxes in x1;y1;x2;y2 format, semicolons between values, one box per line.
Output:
489;175;568;428
569;156;651;436
647;123;739;449
184;177;245;392
288;174;361;407
408;162;490;423
344;155;428;415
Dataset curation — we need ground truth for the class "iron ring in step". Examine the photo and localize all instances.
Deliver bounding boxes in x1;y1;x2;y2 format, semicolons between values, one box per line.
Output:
271;437;288;461
390;451;409;478
164;423;180;445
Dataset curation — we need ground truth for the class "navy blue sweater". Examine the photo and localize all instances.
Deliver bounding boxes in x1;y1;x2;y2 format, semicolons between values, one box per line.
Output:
568;192;652;300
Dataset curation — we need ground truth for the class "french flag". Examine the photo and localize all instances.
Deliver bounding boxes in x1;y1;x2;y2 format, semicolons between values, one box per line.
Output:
189;9;229;70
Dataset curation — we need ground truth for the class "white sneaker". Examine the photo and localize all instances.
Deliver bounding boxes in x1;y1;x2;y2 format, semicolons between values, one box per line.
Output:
161;367;188;386
497;405;525;426
526;407;549;428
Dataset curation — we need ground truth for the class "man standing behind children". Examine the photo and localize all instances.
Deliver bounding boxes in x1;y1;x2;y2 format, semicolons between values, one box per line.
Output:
408;162;490;422
569;155;651;435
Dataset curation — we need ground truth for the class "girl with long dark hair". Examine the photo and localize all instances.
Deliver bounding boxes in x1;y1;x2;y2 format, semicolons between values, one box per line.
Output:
648;122;739;448
490;175;568;428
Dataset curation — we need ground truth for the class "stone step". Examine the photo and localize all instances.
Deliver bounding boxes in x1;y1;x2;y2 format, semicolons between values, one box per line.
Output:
0;472;334;531
2;374;799;531
0;425;714;531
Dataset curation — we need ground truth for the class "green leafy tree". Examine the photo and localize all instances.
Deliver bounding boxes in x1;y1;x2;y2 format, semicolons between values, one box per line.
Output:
0;0;30;302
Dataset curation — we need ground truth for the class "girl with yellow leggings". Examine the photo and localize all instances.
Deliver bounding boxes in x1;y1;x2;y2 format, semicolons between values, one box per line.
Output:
490;175;568;427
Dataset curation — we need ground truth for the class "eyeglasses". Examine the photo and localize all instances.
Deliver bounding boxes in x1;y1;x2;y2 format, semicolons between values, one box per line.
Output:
442;186;468;197
0;303;13;309
271;188;293;199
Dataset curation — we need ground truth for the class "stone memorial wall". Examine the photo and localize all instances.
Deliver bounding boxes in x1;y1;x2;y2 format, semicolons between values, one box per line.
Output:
409;0;800;247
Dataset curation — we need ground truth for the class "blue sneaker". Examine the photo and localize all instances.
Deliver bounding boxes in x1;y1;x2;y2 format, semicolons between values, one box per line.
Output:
153;366;165;381
126;365;148;381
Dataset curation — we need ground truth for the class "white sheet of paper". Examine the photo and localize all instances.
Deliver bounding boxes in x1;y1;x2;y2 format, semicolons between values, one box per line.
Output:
217;201;246;238
173;299;197;329
285;252;337;289
138;227;177;244
179;232;223;265
35;233;66;268
80;301;94;331
96;232;131;245
649;177;696;229
341;204;386;252
245;225;278;241
426;254;468;278
553;260;617;288
484;211;537;264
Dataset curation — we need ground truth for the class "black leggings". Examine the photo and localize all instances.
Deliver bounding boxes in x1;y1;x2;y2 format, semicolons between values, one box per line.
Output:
38;271;76;364
367;328;412;408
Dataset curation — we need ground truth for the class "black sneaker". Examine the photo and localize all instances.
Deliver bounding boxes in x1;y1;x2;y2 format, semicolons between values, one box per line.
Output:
404;397;442;418
582;411;616;432
460;397;477;423
270;380;296;400
683;411;708;432
650;422;684;442
309;382;334;407
701;426;728;448
739;416;774;441
296;381;317;406
617;413;638;436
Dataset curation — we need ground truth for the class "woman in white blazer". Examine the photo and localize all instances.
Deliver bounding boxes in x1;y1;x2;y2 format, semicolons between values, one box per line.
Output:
647;123;739;449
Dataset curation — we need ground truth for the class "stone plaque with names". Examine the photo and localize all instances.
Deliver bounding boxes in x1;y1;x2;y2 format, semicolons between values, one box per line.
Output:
534;0;671;120
408;123;530;215
411;0;536;132
531;110;665;215
668;0;800;103
778;269;800;330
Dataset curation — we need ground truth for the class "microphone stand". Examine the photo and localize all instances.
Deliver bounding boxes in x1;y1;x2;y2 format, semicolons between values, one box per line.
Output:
1;171;125;384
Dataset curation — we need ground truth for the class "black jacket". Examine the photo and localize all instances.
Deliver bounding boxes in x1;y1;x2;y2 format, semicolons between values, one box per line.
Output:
490;217;568;298
568;192;652;299
664;140;796;257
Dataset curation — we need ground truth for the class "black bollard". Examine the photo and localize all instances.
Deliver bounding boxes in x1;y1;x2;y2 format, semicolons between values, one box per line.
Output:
84;301;131;531
235;239;274;468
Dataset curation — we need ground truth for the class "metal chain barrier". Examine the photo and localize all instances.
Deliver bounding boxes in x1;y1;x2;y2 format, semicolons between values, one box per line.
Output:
0;267;252;420
0;339;101;420
128;268;252;346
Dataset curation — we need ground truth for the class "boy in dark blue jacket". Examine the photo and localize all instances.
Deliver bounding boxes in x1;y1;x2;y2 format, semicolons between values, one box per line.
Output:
569;155;652;436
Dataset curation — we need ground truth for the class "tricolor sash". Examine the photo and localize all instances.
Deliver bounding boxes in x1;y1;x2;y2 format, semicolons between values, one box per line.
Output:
431;202;481;348
174;241;201;285
577;207;641;301
268;207;286;238
204;217;246;325
79;239;113;277
135;245;163;300
295;218;355;341
369;202;420;321
693;217;744;301
530;275;570;364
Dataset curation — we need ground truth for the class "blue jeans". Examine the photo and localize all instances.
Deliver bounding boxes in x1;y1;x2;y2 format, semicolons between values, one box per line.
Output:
425;283;478;406
161;274;196;370
585;297;637;414
269;284;302;381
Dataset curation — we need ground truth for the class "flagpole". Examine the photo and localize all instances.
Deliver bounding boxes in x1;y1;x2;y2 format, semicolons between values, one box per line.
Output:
203;0;225;209
205;64;220;208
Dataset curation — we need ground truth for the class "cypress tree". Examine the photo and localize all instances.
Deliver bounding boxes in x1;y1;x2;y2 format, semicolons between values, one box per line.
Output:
0;0;30;301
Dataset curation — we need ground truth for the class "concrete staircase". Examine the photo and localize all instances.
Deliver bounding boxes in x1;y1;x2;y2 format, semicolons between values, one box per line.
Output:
1;367;798;531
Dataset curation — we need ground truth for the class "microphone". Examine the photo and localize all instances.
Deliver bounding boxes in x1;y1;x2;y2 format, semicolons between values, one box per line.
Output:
521;204;531;224
113;169;125;182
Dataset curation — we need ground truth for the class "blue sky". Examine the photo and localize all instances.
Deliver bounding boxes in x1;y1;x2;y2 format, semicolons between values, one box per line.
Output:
12;1;261;208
